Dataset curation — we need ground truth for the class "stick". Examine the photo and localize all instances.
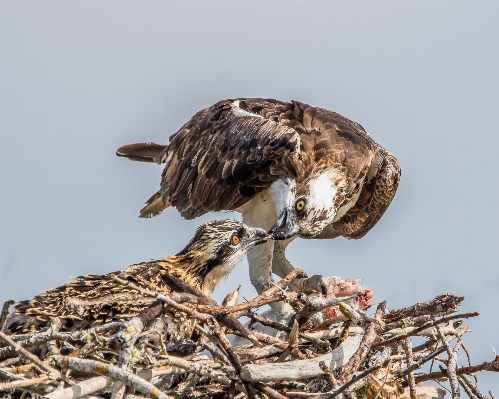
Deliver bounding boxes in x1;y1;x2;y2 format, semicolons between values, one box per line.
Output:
383;294;465;323
0;331;63;382
210;321;256;399
49;356;168;399
197;268;307;315
240;335;363;382
414;355;499;383
12;322;123;347
372;312;479;349
0;375;50;392
246;311;329;347
436;324;460;399
459;374;490;399
329;365;382;399
45;376;110;399
341;301;386;380
395;347;447;379
402;338;416;399
319;361;339;390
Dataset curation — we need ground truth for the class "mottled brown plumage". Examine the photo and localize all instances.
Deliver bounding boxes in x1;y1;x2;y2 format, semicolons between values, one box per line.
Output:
5;220;268;334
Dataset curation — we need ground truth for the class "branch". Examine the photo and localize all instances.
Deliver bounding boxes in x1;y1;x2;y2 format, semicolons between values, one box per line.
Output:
44;376;110;399
372;312;479;349
0;331;64;382
383;294;465;323
197;268;307;315
49;356;168;399
11;322;122;347
341;301;386;380
0;375;50;392
414;355;499;383
240;335;363;382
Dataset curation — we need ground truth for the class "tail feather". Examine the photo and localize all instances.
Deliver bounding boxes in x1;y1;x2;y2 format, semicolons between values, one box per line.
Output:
116;142;167;163
140;191;171;218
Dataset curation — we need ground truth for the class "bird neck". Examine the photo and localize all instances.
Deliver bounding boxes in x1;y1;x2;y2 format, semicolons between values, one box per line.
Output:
157;253;216;296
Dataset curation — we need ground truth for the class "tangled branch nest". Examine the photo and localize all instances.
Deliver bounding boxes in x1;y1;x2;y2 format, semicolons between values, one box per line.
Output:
1;268;497;399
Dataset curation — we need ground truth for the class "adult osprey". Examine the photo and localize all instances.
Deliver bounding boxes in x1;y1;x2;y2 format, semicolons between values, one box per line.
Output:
117;99;401;316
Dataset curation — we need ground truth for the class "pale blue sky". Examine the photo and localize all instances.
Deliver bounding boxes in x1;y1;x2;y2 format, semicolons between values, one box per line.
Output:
2;1;499;392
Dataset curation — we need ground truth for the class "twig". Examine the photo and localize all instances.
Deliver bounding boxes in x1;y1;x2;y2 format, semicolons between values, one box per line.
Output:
253;381;287;399
197;268;307;316
12;322;122;347
395;347;447;379
210;320;256;399
414;355;499;383
329;365;382;398
436;324;461;399
0;331;65;382
372;312;479;349
0;375;50;391
383;314;432;332
459;374;489;399
246;311;328;347
341;301;386;380
373;359;392;399
383;294;465;323
50;356;168;399
319;361;339;390
402;338;416;399
44;376;110;399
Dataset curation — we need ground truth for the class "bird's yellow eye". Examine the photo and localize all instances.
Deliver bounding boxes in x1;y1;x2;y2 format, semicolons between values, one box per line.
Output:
231;235;240;245
295;199;306;212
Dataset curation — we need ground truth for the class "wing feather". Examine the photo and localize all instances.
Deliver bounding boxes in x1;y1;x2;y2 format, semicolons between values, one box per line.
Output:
158;99;299;218
332;147;401;239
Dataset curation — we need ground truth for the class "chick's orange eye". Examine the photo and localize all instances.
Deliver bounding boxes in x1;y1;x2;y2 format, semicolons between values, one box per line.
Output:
231;235;240;245
295;199;306;212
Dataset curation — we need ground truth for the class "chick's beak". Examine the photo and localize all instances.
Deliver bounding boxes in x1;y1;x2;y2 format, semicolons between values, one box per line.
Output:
246;227;270;247
268;208;300;240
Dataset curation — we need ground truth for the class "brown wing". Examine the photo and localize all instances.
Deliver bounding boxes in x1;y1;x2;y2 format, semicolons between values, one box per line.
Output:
157;99;301;219
117;98;389;220
331;146;401;239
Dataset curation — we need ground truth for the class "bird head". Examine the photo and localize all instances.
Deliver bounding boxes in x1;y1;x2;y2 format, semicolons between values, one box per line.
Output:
175;220;269;294
268;172;348;240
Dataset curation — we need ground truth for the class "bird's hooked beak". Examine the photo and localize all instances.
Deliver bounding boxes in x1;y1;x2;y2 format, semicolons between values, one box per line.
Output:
246;227;271;247
268;208;300;240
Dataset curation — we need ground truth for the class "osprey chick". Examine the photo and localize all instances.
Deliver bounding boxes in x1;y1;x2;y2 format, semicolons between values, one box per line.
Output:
117;98;401;313
5;220;268;334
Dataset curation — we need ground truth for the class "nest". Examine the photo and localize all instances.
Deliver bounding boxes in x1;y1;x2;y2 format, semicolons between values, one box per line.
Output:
1;268;498;399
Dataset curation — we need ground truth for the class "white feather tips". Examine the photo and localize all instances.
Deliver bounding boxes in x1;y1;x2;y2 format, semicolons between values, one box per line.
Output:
231;100;263;118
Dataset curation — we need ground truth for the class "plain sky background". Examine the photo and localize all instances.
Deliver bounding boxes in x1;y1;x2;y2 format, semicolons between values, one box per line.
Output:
1;1;499;393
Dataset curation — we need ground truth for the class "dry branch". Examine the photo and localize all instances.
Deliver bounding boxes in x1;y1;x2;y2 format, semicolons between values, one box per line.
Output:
49;356;169;399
